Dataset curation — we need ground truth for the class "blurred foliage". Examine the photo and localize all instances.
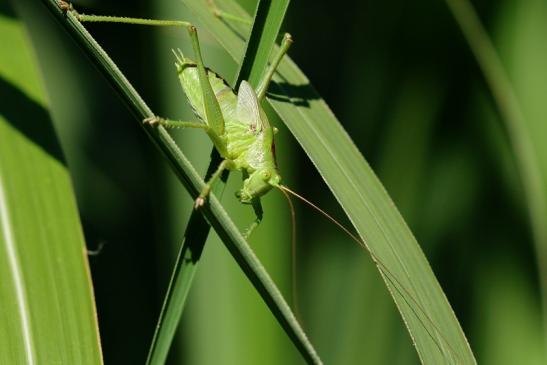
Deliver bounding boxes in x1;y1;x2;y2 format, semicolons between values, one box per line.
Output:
13;0;547;363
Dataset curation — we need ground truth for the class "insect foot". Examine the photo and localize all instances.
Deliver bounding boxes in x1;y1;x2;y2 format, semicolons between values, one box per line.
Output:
208;0;222;18
143;116;161;127
194;196;206;209
58;1;72;12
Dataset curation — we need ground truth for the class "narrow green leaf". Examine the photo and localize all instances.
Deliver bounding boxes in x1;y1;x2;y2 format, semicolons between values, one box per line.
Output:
0;4;102;364
146;209;211;365
147;0;291;363
234;0;290;88
40;1;320;363
184;0;477;363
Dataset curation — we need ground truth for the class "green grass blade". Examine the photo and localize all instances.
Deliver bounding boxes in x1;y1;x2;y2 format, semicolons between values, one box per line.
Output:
445;0;547;345
234;0;290;88
0;4;102;364
147;0;290;363
146;208;212;365
184;1;477;363
41;1;320;363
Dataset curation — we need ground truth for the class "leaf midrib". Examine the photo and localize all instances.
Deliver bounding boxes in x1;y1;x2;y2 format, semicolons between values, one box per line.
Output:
0;172;36;365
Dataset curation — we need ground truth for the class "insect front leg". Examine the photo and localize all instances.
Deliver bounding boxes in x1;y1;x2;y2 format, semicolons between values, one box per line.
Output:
195;159;234;208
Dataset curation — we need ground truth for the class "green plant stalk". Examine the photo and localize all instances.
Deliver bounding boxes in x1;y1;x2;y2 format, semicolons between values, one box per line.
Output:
40;0;320;364
145;161;222;365
146;0;291;363
445;0;547;348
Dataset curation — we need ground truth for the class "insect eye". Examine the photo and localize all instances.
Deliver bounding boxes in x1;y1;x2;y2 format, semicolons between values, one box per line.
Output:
273;127;279;135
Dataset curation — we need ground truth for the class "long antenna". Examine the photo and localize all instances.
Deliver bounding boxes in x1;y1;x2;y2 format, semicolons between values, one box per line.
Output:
276;184;461;363
278;186;301;321
278;185;364;249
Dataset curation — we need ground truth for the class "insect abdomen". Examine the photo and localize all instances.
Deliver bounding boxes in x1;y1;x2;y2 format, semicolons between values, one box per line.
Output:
175;58;237;125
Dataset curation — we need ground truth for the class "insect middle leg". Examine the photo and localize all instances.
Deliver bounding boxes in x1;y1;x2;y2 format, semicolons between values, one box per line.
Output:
143;117;209;130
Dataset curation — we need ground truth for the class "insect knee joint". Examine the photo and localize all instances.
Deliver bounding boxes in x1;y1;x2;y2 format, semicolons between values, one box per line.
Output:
283;33;293;44
187;24;197;33
143;116;161;127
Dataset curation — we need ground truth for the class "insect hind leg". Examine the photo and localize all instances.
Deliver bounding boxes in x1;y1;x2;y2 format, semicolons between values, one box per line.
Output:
63;2;227;144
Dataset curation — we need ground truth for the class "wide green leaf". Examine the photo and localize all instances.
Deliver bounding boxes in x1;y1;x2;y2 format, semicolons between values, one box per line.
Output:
0;3;102;364
183;0;476;363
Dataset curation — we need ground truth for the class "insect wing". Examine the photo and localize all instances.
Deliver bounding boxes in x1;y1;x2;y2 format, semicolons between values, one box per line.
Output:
236;81;269;132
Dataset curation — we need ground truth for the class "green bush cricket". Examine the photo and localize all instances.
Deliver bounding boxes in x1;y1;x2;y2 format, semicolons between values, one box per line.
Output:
62;2;292;238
